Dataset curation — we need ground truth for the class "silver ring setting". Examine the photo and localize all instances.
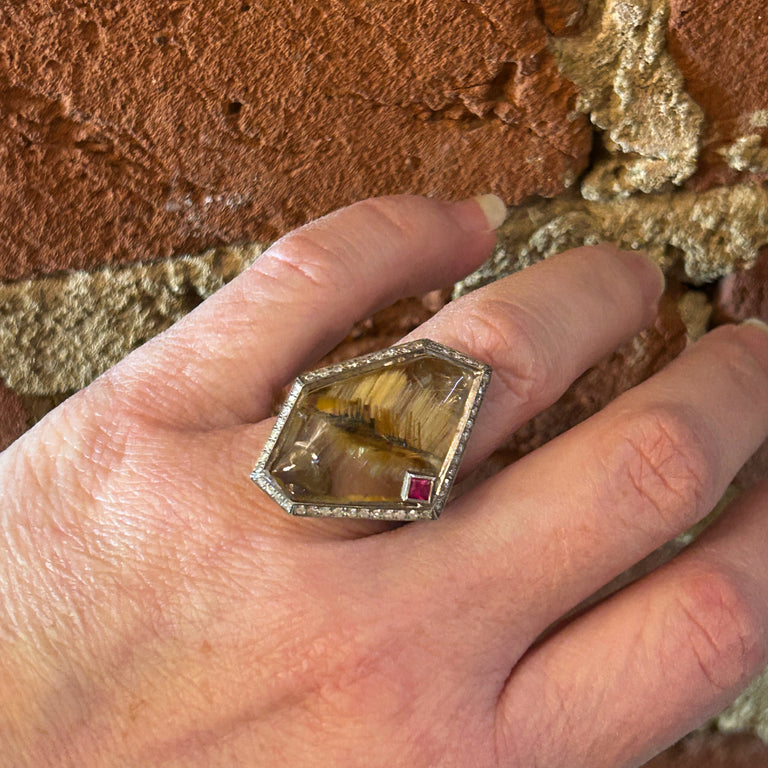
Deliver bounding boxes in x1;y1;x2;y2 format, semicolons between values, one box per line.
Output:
251;339;491;521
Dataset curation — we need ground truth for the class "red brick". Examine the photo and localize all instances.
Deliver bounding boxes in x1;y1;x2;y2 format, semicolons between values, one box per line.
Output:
0;382;27;450
537;0;586;35
0;1;590;281
714;246;768;325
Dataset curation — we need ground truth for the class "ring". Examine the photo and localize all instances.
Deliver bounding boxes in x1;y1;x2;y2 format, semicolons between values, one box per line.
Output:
251;339;491;521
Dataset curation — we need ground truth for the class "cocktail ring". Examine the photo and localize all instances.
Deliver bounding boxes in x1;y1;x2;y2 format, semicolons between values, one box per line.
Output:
251;339;491;521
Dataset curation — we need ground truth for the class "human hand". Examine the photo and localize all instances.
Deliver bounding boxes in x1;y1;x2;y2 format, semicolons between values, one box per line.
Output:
2;194;768;767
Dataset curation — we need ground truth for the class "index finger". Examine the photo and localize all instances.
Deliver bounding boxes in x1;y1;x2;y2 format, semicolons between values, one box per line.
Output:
103;195;504;430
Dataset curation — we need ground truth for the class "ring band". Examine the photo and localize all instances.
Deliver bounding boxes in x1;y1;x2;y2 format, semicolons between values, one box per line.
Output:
251;339;491;521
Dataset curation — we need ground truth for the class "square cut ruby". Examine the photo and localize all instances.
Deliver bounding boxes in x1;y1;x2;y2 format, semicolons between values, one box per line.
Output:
407;476;433;502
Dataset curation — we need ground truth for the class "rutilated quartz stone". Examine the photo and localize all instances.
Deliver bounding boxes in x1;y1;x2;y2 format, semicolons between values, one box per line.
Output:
253;340;491;519
269;355;473;505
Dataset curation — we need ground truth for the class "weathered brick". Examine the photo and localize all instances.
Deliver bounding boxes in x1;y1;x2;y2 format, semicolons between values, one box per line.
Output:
0;1;590;281
537;0;586;35
0;381;28;450
714;246;768;325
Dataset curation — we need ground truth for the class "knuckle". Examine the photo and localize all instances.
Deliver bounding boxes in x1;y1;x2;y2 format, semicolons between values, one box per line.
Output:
608;406;713;530
452;299;549;405
672;564;766;693
256;235;343;296
351;196;414;239
294;620;410;724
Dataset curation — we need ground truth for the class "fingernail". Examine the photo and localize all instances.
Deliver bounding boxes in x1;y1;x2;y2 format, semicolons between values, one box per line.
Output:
473;194;507;230
452;194;507;232
615;248;666;306
741;317;768;334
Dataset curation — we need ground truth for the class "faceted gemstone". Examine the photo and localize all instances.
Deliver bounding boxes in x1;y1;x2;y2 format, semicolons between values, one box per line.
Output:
268;353;474;505
405;474;434;502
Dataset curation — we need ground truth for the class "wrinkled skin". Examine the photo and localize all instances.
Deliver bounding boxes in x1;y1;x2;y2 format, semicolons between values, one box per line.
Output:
1;195;768;767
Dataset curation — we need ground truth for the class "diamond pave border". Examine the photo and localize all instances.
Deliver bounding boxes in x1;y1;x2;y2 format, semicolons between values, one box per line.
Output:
250;339;492;521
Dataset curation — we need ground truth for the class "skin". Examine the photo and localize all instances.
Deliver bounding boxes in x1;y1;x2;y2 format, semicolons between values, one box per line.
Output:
1;194;768;767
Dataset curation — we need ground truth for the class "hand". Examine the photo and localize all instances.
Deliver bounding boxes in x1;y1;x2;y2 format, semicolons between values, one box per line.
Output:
2;194;767;767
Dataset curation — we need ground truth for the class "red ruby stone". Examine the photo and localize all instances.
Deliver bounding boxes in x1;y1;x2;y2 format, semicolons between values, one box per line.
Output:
407;477;433;501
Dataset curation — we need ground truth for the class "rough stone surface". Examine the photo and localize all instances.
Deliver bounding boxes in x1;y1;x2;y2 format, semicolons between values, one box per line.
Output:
538;0;587;34
0;0;590;281
718;135;768;175
456;184;768;293
676;289;712;342
0;382;28;451
668;0;768;189
719;668;768;748
5;178;767;396
553;0;704;200
0;243;263;394
642;731;768;767
0;253;446;397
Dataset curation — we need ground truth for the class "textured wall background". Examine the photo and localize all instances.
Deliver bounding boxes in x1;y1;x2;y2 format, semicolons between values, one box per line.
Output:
1;0;768;763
